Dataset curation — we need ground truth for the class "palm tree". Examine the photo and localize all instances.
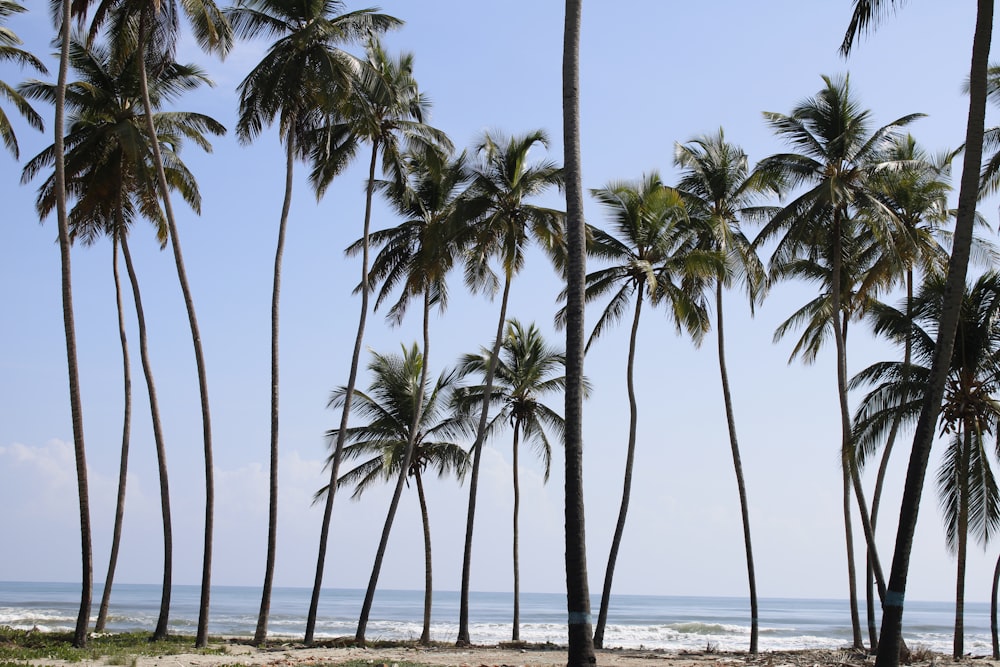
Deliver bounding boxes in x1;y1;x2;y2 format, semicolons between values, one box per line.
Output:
22;37;223;641
319;345;470;646
457;319;569;642
454;129;564;646
855;134;955;647
0;0;46;158
755;74;920;648
843;4;995;664
53;0;91;646
674;129;775;655
302;38;450;645
226;0;399;645
852;271;1000;658
570;172;718;649
560;2;594;662
343;145;466;644
78;0;232;646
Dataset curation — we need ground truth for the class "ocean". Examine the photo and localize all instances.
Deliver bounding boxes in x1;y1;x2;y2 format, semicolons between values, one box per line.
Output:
0;581;991;654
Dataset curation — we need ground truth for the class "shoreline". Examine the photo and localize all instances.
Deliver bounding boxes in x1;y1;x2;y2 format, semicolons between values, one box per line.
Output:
17;638;1000;667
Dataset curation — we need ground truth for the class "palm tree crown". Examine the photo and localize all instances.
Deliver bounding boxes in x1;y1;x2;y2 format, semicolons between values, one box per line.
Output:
0;0;46;158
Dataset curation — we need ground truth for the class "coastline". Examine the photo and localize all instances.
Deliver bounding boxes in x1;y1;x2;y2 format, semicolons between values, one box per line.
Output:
18;639;1000;667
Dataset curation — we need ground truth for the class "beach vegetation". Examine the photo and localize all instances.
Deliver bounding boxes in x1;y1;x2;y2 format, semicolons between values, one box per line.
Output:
226;0;401;646
320;344;472;646
755;72;922;649
454;128;565;647
0;628;225;662
570;171;719;649
456;318;571;642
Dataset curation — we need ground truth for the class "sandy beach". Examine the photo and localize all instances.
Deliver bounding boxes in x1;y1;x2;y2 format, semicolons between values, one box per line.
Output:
21;641;1000;667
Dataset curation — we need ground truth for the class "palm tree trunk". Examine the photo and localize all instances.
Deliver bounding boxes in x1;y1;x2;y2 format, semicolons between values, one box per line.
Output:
255;127;296;648
991;549;999;658
830;214;863;650
96;234;131;634
121;235;173;640
457;275;513;646
954;427;971;659
415;468;433;646
562;2;595;663
865;270;915;651
54;0;92;647
512;419;522;642
135;14;215;647
714;281;759;654
875;3;994;665
305;139;379;644
594;289;643;649
356;263;433;645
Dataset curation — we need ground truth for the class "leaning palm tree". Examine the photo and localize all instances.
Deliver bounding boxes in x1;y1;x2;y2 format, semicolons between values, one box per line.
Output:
226;0;399;644
79;0;232;646
852;271;1000;659
565;172;718;649
843;4;995;663
343;145;467;644
561;3;595;662
457;319;569;642
674;129;775;655
0;0;46;158
318;345;471;646
755;74;921;648
855;133;956;647
454;129;564;646
22;37;223;641
305;38;451;645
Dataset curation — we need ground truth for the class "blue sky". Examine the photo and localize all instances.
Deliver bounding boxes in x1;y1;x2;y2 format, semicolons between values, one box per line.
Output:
1;0;997;618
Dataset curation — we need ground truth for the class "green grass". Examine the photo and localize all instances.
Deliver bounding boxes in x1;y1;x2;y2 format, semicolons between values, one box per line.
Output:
0;627;227;663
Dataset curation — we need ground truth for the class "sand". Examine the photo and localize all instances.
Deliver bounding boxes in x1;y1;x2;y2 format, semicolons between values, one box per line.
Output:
24;641;1000;667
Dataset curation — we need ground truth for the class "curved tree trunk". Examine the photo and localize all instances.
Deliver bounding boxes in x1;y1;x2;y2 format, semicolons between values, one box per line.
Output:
255;127;296;647
415;468;433;645
96;235;131;633
865;270;914;651
135;14;215;647
562;2;596;663
830;214;863;650
121;235;173;640
305;139;379;644
512;419;522;642
714;281;759;654
356;285;433;644
457;276;513;646
54;0;92;647
594;289;643;648
876;3;993;665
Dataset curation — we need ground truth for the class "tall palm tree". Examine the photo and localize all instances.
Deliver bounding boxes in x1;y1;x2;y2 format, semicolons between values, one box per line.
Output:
0;0;46;158
303;38;450;645
226;0;399;645
319;345;471;646
53;0;91;646
560;2;594;662
457;319;569;642
852;271;1000;658
455;129;564;646
22;37;223;641
855;134;955;647
79;0;232;646
674;129;775;655
843;4;995;664
344;145;465;644
570;172;718;649
755;74;920;648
